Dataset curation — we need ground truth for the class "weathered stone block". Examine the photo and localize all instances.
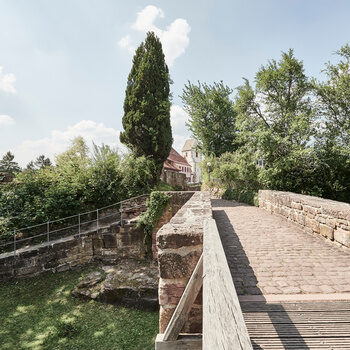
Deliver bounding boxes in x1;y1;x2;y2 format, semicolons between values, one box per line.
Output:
157;228;202;250
320;224;334;240
159;283;185;305
17;266;39;276
158;250;202;279
334;228;350;247
102;233;118;248
305;216;320;233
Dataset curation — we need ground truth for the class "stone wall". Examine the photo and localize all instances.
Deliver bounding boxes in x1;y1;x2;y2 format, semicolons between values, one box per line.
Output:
160;169;186;190
152;191;195;260
0;221;145;281
157;191;211;334
259;190;350;248
0;191;197;281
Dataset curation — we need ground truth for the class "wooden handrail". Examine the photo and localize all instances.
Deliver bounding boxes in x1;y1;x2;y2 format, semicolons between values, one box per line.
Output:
203;218;253;350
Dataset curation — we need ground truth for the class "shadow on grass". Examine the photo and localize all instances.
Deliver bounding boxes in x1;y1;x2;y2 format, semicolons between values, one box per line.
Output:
0;267;158;350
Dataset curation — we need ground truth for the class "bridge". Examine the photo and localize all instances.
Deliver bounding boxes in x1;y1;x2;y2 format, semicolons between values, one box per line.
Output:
156;191;350;349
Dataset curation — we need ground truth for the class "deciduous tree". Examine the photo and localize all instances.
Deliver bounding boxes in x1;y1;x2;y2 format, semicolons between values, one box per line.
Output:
181;81;238;157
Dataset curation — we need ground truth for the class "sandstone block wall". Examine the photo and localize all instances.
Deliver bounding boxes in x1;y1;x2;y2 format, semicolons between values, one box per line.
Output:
152;191;195;260
0;221;146;281
160;170;186;190
259;190;350;248
0;232;95;281
0;191;196;281
157;191;211;334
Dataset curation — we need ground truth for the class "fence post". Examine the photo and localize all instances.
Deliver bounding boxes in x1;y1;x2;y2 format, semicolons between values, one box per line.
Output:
47;221;50;242
97;209;99;231
13;230;16;257
120;202;124;227
78;213;81;236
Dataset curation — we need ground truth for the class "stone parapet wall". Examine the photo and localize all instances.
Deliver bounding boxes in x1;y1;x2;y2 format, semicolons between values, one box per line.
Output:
157;191;211;334
258;190;350;248
152;191;195;260
0;191;198;281
0;221;145;281
0;232;95;281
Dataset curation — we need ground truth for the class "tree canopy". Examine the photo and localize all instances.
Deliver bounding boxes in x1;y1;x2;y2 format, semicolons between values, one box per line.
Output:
181;81;238;157
120;31;172;181
0;151;21;174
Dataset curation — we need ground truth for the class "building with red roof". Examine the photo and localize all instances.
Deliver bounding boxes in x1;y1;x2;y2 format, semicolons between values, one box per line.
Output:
161;147;193;188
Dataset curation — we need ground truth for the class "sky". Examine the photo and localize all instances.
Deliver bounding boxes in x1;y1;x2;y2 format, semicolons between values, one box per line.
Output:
1;0;350;166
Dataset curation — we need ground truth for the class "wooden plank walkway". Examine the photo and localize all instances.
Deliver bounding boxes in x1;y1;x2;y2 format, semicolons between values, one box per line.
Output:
241;300;350;349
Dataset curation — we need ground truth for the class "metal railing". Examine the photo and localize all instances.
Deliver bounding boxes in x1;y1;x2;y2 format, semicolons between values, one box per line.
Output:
0;194;149;256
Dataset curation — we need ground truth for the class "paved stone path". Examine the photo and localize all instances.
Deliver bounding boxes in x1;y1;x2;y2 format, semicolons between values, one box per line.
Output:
212;199;350;296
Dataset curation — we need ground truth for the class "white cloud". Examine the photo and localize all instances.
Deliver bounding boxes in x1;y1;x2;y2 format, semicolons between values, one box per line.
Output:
11;120;123;166
0;114;15;126
132;5;164;32
119;5;191;66
0;66;16;94
170;105;190;152
118;35;135;54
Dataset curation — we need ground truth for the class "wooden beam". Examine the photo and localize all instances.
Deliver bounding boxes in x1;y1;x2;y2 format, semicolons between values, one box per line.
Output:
163;254;203;342
155;334;202;350
203;218;253;350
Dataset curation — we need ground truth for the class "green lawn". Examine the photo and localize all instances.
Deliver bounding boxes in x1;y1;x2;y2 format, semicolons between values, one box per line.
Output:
0;266;158;350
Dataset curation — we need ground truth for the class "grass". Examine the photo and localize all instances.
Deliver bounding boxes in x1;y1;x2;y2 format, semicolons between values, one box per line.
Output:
0;266;158;350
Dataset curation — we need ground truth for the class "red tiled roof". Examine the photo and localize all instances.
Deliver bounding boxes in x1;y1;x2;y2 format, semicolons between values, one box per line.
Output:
168;148;190;166
163;160;181;172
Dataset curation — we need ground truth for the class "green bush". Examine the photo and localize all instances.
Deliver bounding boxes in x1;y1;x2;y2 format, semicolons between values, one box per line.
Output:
222;188;258;206
137;191;171;256
0;138;159;241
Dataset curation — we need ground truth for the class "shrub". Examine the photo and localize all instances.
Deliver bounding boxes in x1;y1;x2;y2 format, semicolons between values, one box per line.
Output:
222;188;258;206
137;191;171;256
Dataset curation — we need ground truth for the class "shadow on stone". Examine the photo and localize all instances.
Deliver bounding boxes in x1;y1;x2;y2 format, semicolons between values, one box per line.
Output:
71;259;159;311
213;205;309;349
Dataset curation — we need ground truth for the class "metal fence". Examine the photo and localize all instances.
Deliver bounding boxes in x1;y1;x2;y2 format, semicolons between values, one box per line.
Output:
0;194;149;256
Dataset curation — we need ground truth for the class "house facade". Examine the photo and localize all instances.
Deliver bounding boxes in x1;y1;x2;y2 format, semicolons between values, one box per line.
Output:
161;147;192;188
182;138;202;183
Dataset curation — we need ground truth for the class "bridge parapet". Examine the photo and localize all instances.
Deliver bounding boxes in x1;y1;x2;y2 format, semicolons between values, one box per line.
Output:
157;191;211;334
259;190;350;248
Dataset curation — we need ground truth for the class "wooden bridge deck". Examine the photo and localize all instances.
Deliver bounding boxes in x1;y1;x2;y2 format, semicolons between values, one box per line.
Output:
241;300;350;349
212;199;350;350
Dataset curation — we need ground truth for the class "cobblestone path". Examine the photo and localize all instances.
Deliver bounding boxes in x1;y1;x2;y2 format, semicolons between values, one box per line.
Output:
212;199;350;296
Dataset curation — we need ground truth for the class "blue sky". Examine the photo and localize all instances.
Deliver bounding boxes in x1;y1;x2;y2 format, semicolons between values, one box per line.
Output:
1;0;350;165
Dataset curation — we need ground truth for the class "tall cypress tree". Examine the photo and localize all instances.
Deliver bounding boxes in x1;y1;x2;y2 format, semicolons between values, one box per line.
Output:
120;32;173;181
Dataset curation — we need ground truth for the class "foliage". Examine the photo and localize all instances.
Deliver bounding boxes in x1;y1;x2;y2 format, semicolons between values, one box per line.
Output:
137;191;170;255
26;155;52;170
85;143;123;208
209;151;259;192
0;138;156;239
0;266;158;350
120;31;172;183
0;151;21;174
222;188;258;206
312;44;350;201
314;44;350;146
120;155;157;198
235;49;319;195
153;180;175;191
181;81;238;157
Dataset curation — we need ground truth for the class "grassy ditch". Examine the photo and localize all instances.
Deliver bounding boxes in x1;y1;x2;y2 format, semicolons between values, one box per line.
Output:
0;266;158;350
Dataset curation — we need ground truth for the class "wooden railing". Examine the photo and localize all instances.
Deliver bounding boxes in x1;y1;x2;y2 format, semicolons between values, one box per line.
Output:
156;217;252;349
203;218;252;349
